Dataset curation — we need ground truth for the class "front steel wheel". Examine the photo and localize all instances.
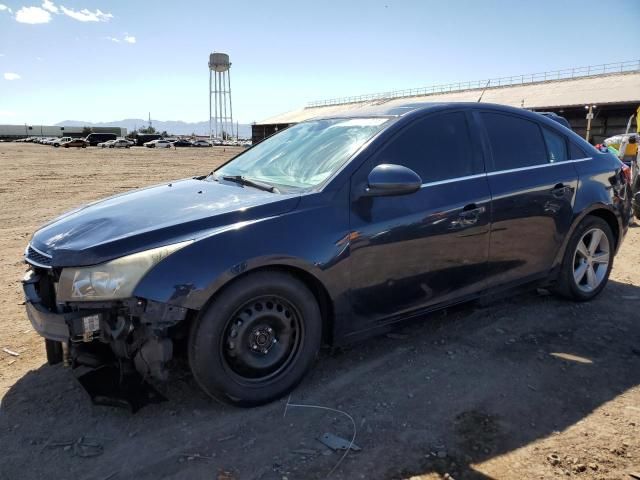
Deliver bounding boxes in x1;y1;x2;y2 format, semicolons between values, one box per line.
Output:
189;271;322;406
221;295;303;382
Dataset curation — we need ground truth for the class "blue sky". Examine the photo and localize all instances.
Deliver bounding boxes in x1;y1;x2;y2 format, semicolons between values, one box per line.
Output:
0;0;638;125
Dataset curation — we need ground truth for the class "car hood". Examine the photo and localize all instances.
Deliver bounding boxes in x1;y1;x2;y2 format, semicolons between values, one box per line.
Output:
30;178;300;267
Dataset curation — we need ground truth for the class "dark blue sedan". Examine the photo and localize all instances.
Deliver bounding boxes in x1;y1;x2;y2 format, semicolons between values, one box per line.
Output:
23;102;631;406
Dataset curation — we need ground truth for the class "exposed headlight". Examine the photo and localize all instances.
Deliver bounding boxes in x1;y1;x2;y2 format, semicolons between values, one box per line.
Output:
57;240;192;301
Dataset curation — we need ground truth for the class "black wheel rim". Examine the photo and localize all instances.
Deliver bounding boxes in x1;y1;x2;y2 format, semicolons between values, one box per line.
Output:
220;295;303;383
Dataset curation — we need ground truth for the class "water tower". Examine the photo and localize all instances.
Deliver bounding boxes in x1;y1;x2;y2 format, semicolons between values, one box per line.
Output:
209;52;234;140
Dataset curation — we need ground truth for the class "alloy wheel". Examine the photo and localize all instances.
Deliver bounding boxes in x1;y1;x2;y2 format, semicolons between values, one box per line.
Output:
572;227;610;293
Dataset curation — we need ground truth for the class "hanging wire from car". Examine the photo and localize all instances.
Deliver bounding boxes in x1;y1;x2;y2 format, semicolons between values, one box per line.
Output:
283;394;357;478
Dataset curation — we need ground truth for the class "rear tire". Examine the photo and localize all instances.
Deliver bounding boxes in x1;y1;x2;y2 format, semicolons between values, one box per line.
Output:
189;271;322;406
45;339;63;365
553;216;614;301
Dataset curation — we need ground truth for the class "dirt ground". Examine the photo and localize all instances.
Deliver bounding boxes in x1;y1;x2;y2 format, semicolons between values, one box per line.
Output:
0;143;638;480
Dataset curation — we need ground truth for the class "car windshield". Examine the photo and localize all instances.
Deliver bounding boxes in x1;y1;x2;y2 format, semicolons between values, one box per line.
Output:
215;117;390;189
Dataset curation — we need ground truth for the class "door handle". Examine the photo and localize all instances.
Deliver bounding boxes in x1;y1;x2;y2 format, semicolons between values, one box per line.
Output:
458;204;485;224
551;183;568;197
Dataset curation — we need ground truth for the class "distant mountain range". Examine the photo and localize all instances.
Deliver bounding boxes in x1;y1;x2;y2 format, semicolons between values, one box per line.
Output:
55;119;253;138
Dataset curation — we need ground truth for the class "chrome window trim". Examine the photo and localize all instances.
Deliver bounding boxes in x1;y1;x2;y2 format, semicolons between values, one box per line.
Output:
421;173;487;188
487;157;592;177
419;158;592;187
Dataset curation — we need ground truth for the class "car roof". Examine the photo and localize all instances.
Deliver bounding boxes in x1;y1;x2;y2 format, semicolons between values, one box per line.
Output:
311;101;552;122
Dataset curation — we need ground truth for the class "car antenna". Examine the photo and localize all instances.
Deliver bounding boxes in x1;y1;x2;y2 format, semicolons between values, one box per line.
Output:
477;80;490;103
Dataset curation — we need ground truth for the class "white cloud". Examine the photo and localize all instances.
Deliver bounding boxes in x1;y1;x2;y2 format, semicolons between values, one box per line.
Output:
0;110;16;117
105;34;136;44
60;5;112;22
4;72;21;80
13;2;114;25
0;4;12;13
41;0;58;13
15;6;51;23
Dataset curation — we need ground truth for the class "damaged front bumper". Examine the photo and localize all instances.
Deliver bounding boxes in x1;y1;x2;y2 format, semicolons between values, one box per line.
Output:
22;268;191;380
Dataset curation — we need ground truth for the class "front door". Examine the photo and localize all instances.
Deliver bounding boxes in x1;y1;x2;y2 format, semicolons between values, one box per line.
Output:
348;111;491;332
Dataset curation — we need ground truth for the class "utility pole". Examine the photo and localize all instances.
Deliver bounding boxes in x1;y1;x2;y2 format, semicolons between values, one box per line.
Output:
585;104;597;143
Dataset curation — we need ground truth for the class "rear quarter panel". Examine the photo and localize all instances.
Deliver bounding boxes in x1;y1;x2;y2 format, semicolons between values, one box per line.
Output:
554;151;630;264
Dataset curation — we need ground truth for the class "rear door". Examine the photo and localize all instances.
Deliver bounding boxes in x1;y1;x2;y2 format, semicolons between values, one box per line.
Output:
477;110;578;287
349;110;491;327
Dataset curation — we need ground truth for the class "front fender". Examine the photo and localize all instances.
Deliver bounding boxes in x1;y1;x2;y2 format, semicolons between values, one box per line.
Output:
133;189;351;313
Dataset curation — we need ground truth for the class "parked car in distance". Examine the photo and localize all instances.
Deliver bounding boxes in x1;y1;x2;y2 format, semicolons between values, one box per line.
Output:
117;138;135;147
99;138;133;149
61;138;88;148
192;140;212;147
144;139;172;148
52;137;72;147
23;102;630;407
172;139;193;147
134;134;162;147
85;133;117;146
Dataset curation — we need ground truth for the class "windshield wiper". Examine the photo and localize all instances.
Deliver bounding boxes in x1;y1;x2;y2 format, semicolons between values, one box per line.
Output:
221;175;280;193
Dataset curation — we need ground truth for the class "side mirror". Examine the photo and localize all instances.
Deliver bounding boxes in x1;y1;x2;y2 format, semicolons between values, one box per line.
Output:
364;164;422;197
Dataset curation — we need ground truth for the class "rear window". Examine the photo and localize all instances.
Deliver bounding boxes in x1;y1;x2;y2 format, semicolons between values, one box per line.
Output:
569;142;588;160
481;112;548;171
541;128;567;163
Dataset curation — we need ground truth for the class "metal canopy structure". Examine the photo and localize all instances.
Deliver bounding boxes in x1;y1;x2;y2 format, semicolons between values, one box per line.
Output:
306;60;640;108
253;61;640;145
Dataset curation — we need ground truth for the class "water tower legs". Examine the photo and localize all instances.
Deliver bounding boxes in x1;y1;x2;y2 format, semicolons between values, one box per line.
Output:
209;52;234;141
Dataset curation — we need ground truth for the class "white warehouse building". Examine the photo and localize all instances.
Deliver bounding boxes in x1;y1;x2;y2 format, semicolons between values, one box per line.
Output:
0;124;126;140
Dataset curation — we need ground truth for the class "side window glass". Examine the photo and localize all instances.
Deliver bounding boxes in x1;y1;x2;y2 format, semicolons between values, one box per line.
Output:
569;142;588;160
374;112;476;183
481;112;548;170
542;128;567;163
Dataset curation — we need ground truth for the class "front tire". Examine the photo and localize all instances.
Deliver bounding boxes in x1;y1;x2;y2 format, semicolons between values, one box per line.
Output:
189;271;322;406
553;216;614;301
